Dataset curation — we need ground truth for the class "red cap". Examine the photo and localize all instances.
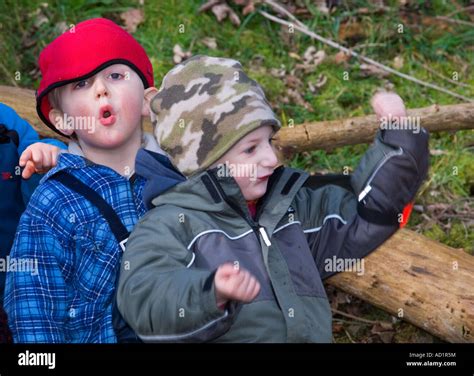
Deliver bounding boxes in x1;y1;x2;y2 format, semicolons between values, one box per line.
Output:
36;18;154;136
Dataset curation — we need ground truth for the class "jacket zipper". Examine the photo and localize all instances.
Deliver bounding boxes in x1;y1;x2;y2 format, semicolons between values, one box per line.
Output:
207;172;271;246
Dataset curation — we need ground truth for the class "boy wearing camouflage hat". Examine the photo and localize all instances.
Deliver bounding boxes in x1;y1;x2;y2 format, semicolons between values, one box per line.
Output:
118;55;429;342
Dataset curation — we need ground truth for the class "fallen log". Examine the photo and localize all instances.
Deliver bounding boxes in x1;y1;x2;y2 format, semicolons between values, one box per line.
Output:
1;85;473;343
327;229;474;343
275;102;474;154
1;85;473;153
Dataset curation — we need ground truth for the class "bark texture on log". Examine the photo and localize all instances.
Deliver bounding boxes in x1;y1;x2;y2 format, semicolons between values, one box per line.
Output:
327;229;474;343
274;102;474;154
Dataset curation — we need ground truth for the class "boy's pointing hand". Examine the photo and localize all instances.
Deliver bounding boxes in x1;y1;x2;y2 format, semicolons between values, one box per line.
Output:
214;263;261;309
19;143;61;179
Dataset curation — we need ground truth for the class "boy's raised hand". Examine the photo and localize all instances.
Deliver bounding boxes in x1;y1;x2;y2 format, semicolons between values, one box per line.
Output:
19;143;61;179
214;263;260;309
371;91;407;120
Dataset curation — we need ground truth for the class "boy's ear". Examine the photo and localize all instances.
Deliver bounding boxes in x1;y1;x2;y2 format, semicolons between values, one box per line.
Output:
142;87;159;117
48;109;74;136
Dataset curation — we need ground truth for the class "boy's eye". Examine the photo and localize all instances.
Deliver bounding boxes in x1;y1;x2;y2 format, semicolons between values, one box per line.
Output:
74;80;88;89
109;73;124;80
244;145;256;154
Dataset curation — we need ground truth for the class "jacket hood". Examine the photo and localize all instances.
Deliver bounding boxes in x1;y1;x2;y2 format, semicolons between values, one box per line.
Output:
136;149;186;210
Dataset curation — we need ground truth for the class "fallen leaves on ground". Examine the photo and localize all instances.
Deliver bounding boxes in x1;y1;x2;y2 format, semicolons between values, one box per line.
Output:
173;44;192;64
120;9;144;33
359;63;391;79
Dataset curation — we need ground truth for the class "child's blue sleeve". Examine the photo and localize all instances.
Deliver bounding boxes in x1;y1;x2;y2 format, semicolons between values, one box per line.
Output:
0;103;67;205
0;103;66;154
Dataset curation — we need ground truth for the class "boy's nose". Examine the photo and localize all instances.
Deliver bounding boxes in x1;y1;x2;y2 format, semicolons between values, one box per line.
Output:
261;144;279;169
94;79;109;99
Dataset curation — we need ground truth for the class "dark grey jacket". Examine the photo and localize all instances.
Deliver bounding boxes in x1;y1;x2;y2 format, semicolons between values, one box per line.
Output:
117;128;429;342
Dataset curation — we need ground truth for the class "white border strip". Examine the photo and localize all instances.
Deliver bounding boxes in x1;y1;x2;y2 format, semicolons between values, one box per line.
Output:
303;214;347;234
274;221;302;234
187;229;254;250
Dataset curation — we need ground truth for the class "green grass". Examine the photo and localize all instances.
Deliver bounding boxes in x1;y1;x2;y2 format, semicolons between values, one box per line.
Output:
0;0;472;342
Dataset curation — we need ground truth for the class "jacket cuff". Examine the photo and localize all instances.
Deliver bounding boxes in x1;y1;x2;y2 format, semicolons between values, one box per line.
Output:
202;271;226;318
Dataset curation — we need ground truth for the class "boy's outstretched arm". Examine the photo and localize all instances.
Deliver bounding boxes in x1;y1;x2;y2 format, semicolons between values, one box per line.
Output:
0;103;66;179
294;92;429;279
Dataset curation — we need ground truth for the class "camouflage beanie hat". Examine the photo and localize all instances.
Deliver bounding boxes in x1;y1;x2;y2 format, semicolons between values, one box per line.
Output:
150;55;280;176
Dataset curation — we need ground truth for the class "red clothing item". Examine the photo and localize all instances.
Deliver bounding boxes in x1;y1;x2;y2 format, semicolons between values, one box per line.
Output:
37;18;154;134
399;201;414;228
247;200;258;220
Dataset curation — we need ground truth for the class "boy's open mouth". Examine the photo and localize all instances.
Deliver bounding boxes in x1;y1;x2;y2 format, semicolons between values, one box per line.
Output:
257;174;271;182
99;105;116;126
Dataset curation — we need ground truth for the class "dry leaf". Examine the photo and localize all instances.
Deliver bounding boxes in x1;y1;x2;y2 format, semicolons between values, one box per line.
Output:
393;55;404;70
270;67;286;78
296;47;326;73
332;322;344;333
211;4;228;21
312;50;326;66
346;323;363;337
371;322;394;334
242;2;255;15
55;21;69;34
308;74;327;93
345;303;364;317
120;9;144;33
303;47;320;64
335;290;351;306
360;63;391;79
287;88;313;112
30;5;49;30
173;44;192;64
315;0;330;14
228;10;241;26
201;37;217;49
285;74;302;89
199;0;221;13
233;0;257;15
429;149;447;156
34;14;49;29
288;52;302;61
334;50;351;65
338;21;367;43
211;3;241;26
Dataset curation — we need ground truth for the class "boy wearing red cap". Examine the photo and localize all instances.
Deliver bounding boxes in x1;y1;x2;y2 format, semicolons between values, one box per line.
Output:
4;18;176;343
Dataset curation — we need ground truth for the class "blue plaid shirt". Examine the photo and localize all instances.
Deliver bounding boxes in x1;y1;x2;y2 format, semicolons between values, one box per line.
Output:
4;153;146;343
